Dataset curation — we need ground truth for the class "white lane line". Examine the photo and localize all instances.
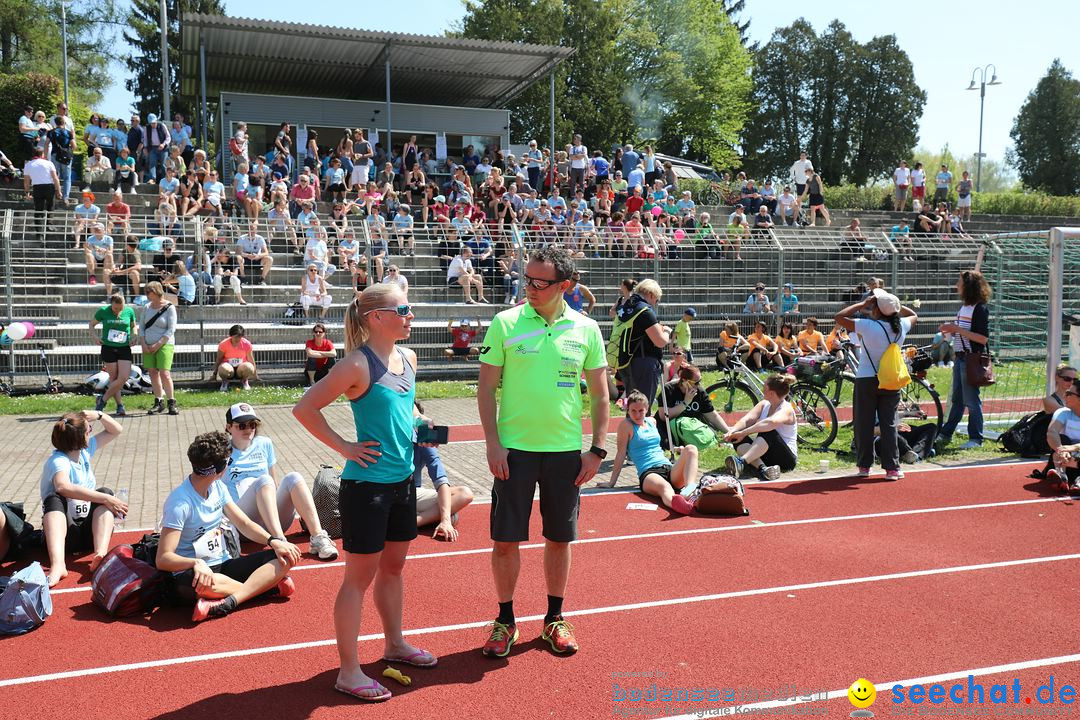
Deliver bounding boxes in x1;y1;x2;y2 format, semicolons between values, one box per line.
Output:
5;552;1079;688
47;496;1065;596
664;652;1080;719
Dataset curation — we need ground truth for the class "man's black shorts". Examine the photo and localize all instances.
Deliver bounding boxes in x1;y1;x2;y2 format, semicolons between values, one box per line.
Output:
340;477;418;554
491;449;581;543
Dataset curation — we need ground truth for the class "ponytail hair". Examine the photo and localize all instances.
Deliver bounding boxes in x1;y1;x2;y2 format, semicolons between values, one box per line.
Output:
625;390;649;410
764;373;796;398
344;283;400;353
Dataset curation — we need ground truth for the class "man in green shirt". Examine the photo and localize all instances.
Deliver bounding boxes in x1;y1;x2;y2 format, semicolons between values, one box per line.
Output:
90;293;138;416
674;307;696;363
477;246;609;659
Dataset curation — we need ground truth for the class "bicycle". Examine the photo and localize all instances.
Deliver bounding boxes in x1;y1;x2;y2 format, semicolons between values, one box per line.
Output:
898;345;944;433
706;356;839;450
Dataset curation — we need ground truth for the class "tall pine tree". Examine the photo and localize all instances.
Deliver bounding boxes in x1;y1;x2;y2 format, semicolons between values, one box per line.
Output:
122;0;224;121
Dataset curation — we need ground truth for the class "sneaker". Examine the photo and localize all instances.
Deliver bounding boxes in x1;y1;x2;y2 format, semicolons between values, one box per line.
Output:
760;464;781;481
147;398;165;415
191;597;231;622
242;380;251;390
275;576;296;598
541;617;579;655
670;494;694;515
114;404;126;417
1047;469;1068;494
900;450;919;464
855;467;871;478
88;274;97;285
309;531;339;560
219;380;229;392
167;399;179;415
725;454;746;478
481;621;519;658
94;394;106;412
885;469;905;480
960;440;983;450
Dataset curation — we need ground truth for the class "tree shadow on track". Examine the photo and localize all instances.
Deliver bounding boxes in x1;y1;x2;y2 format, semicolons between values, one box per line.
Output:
750;474;896;496
148;640;551;717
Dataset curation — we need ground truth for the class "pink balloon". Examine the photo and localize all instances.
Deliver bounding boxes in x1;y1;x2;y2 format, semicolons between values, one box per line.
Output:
674;229;686;241
650;206;663;217
21;321;35;339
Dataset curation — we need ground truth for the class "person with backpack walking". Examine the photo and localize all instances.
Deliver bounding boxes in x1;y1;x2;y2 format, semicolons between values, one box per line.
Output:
835;289;918;479
45;103;76;203
614;279;670;412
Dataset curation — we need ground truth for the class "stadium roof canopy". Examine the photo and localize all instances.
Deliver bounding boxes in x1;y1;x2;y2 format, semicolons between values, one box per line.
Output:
179;14;574;109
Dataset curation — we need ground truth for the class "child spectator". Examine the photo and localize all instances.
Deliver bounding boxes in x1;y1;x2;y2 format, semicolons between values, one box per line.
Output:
444;318;480;360
673;307;696;363
393;204;415;256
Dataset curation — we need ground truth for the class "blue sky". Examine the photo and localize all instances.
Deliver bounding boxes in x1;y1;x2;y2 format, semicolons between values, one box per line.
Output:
97;0;1078;166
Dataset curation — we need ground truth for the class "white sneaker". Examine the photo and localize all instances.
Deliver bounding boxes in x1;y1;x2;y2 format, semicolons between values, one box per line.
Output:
242;380;251;390
219;380;229;392
761;464;781;481
309;531;339;560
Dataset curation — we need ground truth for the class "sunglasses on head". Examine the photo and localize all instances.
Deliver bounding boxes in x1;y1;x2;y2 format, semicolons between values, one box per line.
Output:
365;304;411;317
672;351;685;356
193;457;232;476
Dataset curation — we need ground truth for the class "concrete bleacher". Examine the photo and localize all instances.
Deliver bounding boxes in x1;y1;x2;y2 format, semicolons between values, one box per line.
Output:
0;182;1060;388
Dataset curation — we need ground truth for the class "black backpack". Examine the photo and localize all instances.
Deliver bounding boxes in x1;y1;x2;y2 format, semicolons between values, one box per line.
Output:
47;127;73;164
283;302;304;326
1000;412;1053;458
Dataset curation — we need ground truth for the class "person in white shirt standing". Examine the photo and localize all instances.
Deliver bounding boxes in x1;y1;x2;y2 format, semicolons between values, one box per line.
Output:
568;134;588;197
909;162;926;211
892;160;911;212
790;151;813;198
22;147;62;239
236;220;273;285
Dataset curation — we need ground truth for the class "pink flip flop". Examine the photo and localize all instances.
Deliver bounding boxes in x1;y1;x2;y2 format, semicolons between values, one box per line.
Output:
334;681;392;702
382;649;438;668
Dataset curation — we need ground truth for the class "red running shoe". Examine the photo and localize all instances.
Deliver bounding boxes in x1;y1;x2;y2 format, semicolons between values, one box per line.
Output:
1047;469;1068;494
481;621;519;658
541;617;579;654
192;597;229;623
276;576;295;598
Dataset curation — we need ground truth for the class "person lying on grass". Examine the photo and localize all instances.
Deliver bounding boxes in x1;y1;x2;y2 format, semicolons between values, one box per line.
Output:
156;431;301;623
597;390;696;514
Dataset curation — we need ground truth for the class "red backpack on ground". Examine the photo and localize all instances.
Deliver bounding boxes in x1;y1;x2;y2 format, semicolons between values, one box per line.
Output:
91;544;166;617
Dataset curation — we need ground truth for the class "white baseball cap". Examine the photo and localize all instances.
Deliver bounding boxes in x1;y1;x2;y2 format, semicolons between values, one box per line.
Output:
226;402;258;424
872;288;901;316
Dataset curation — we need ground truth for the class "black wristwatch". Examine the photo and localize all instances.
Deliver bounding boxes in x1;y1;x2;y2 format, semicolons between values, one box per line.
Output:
588;445;608;460
266;535;285;548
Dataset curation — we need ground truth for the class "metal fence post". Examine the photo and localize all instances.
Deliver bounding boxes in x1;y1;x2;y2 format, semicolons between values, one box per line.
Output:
1047;228;1065;394
2;210;13;386
774;229;785;312
195;220;207;382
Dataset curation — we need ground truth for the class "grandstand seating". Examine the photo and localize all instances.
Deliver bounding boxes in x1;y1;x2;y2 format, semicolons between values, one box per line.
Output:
0;180;1063;389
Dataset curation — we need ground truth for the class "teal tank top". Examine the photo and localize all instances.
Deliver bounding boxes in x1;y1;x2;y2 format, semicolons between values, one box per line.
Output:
627;419;670;472
341;345;416;484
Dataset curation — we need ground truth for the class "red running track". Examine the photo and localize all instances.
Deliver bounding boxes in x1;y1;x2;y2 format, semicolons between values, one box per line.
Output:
0;462;1074;720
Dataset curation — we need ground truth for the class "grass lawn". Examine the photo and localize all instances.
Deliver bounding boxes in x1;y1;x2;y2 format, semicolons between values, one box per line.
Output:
0;380;479;417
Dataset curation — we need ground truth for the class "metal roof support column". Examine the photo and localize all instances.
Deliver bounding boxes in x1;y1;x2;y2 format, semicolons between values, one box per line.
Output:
385;44;393;168
548;71;555;191
199;29;207;148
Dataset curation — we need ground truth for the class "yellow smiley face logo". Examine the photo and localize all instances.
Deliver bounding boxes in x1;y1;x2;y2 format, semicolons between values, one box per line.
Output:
848;679;877;709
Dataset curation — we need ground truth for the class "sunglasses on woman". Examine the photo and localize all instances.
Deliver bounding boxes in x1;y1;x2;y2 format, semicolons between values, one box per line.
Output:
365;304;411;317
234;420;259;430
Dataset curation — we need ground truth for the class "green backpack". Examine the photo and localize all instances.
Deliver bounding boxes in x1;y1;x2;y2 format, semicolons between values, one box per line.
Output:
606;305;649;371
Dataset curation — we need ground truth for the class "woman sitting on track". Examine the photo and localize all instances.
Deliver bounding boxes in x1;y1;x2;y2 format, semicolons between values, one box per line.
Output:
156;431;302;623
40;410;127;587
723;374;799;481
598;390;696;515
293;284;439;703
222;402;338;560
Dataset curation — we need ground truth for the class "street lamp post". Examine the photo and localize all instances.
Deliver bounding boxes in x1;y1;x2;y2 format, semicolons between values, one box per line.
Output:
966;64;1002;193
60;1;70;108
160;0;170;122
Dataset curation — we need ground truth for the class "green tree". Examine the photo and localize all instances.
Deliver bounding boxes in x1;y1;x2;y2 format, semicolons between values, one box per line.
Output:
742;19;925;186
1009;59;1080;195
0;0;116;105
122;0;224;122
456;0;752;167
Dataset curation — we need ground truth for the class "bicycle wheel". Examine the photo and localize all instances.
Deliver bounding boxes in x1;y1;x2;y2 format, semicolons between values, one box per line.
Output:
701;186;722;205
706;380;761;419
791;384;838;450
897;376;943;432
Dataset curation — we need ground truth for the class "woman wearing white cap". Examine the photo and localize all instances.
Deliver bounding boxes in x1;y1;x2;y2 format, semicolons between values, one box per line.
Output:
222;402;339;560
835;289;918;480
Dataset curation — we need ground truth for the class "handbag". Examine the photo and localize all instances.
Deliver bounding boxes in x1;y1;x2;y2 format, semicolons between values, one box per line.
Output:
965;348;995;387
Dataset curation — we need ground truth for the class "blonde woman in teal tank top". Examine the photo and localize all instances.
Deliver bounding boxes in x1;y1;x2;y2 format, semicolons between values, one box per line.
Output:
293;283;439;702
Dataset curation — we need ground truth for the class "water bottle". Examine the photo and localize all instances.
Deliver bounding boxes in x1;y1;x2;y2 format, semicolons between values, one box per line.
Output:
115;488;129;527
